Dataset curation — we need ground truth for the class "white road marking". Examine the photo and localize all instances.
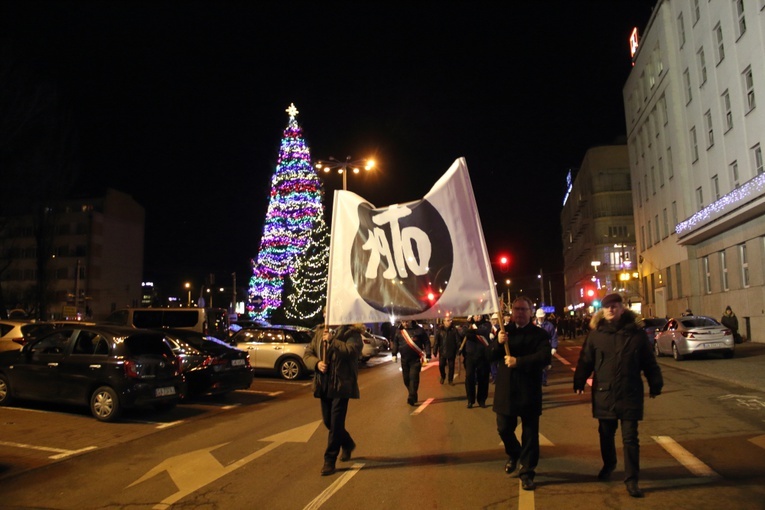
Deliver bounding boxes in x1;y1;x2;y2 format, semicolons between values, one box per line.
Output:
0;440;97;459
238;389;284;396
411;398;434;416
498;431;554;448
303;463;365;510
652;436;720;478
748;434;765;450
518;478;535;509
553;352;570;366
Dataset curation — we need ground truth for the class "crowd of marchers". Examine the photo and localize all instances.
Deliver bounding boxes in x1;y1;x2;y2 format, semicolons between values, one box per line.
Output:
303;293;663;499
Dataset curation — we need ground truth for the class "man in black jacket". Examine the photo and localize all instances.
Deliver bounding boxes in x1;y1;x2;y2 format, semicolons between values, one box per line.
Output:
574;293;663;498
488;297;551;491
434;316;459;385
304;324;363;476
463;314;492;408
393;320;431;406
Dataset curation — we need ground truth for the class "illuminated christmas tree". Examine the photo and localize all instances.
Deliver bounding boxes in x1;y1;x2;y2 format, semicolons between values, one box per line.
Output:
283;211;329;324
248;103;324;320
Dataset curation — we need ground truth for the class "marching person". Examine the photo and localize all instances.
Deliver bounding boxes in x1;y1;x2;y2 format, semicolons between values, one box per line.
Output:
488;296;551;491
393;320;431;406
574;293;663;498
463;314;492;408
535;308;558;386
303;323;364;476
434;316;459;385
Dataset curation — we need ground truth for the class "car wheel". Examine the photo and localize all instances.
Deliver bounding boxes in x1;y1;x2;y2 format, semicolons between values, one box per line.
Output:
279;358;303;380
654;341;661;358
0;373;13;405
672;343;684;361
91;386;121;422
723;349;734;359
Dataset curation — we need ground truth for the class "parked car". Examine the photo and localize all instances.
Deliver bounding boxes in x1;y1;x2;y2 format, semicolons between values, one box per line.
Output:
161;329;253;398
368;330;390;351
0;320;56;352
654;315;735;361
0;325;184;421
229;325;312;380
641;317;668;346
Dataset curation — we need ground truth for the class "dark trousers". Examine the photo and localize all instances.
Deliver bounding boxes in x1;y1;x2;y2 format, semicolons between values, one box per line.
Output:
598;418;640;483
400;357;422;402
320;396;353;463
438;355;455;382
464;356;490;404
497;412;540;479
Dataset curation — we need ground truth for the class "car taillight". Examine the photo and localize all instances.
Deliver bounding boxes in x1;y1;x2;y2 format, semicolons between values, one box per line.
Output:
124;360;140;378
722;329;732;335
10;337;26;346
681;331;695;338
201;356;228;367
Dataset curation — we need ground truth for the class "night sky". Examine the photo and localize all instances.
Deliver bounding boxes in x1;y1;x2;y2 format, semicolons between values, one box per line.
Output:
1;0;656;301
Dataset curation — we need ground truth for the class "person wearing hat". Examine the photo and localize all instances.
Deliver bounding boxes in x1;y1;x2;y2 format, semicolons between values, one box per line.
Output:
574;292;664;498
534;308;558;386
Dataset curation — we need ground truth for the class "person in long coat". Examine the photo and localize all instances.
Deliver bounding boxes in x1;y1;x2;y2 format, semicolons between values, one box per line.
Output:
304;323;363;476
721;305;742;343
574;293;663;498
434;316;459;385
487;296;551;491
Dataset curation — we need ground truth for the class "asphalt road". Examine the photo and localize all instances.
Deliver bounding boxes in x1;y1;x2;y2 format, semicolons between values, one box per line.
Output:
1;339;764;509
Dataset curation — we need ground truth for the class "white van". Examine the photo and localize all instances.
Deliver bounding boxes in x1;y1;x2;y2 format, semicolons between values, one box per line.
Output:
102;308;229;339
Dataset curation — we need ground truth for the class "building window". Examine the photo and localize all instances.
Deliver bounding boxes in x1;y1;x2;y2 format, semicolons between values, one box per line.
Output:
667;146;674;178
644;174;649;202
714;23;725;63
658;157;665;187
659;94;668;125
704;110;714;148
753;144;764;174
672;201;678;229
721;250;729;291
722;90;732;131
638;180;643;206
740;243;750;287
735;0;746;38
690;127;699;162
662;208;669;238
678;12;686;48
654;214;660;244
650;166;657;195
666;266;674;300
698;47;707;85
641;225;646;251
676;263;683;298
711;174;720;200
693;0;700;24
703;256;712;294
730;160;740;188
744;67;756;111
696;186;704;211
647;220;653;247
684;68;692;104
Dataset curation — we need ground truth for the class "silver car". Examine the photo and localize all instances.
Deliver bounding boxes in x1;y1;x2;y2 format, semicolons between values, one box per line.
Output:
654;315;735;361
230;325;312;380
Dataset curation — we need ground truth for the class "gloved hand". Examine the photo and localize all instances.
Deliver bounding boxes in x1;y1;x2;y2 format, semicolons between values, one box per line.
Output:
551;348;557;356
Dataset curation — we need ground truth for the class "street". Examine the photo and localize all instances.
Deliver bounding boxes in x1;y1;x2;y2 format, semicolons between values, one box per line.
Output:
1;338;764;509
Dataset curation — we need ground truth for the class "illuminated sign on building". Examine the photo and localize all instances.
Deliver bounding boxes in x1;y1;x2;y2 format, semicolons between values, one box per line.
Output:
562;169;573;206
629;27;639;64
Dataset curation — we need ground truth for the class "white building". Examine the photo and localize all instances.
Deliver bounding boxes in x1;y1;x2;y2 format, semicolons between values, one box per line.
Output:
624;0;765;341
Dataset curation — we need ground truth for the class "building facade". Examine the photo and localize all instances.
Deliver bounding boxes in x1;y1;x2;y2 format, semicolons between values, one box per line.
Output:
1;188;145;320
625;0;765;341
561;145;639;315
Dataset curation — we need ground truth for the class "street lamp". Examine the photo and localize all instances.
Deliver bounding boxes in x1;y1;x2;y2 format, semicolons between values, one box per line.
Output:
315;155;376;191
184;282;191;307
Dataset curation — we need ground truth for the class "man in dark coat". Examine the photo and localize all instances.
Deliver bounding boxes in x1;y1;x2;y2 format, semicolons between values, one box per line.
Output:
463;314;492;408
304;324;363;476
488;296;551;491
434;316;459;385
392;320;431;406
574;293;663;498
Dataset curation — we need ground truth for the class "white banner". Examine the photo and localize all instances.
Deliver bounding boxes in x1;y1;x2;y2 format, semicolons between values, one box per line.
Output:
326;157;499;325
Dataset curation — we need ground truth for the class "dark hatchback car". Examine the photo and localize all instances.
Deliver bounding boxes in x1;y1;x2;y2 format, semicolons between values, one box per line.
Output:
0;325;184;422
161;329;253;398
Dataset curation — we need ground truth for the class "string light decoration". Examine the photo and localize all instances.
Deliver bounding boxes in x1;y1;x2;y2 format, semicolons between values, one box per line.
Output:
248;103;324;319
283;211;330;323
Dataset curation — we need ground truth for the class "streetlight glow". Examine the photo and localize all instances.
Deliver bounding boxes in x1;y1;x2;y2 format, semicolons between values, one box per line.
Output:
315;155;377;190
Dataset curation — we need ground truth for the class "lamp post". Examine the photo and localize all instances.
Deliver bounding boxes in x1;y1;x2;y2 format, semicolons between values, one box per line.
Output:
184;282;191;307
315;155;376;191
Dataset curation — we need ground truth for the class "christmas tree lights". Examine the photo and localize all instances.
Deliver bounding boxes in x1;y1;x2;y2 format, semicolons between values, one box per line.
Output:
248;104;324;320
284;211;330;324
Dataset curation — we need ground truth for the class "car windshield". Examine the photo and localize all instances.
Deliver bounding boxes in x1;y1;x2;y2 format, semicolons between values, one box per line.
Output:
681;317;719;328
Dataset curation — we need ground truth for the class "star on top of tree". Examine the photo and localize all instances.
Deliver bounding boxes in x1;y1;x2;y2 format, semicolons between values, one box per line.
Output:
286;103;299;119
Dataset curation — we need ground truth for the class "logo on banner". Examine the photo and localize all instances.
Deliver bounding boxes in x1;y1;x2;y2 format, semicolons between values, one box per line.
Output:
350;200;453;314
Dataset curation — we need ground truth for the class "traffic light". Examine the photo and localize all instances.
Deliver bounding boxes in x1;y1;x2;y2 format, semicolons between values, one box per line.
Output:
499;255;509;273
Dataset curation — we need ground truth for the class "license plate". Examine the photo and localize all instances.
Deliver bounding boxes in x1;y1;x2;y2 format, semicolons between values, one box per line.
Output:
155;386;176;397
703;342;724;348
231;359;245;367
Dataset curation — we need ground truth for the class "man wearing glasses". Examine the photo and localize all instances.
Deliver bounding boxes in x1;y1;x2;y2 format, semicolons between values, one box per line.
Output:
489;296;551;491
574;293;663;498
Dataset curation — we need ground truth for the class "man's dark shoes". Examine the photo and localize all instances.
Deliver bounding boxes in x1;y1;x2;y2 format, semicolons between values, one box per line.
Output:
340;441;356;462
320;461;336;476
597;464;615;481
478;401;486;408
467;402;473;409
407;398;416;406
440;377;445;384
626;481;644;498
520;476;536;491
504;457;518;474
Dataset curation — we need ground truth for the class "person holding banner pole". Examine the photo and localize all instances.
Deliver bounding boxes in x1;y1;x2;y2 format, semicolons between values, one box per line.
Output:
393;320;431;406
488;296;551;491
303;323;363;476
